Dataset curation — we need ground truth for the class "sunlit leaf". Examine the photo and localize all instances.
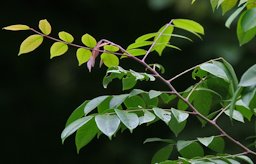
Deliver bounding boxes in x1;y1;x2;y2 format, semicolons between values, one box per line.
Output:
173;19;204;35
153;108;171;124
39;19;51;35
76;48;92;66
139;110;156;125
82;33;97;48
225;3;247;28
95;114;120;139
135;33;156;42
197;136;214;147
3;24;30;31
225;109;244;122
65;100;88;126
143;138;175;144
50;42;68;59
84;96;109;115
109;94;129;108
236;155;254;164
59;31;74;43
75;118;98;153
114;109;139;132
239;64;256;87
101;53;119;68
127;41;152;50
18;34;43;55
200;63;229;81
151;145;173;164
149;90;162;99
241;8;256;31
126;49;147;57
61;116;93;143
221;0;238;15
171;108;189;123
104;45;119;52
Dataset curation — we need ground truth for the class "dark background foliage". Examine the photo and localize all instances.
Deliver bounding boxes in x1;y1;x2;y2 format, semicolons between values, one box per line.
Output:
1;0;255;163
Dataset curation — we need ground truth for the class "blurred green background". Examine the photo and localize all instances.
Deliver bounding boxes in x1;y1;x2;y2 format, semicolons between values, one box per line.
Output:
1;0;256;163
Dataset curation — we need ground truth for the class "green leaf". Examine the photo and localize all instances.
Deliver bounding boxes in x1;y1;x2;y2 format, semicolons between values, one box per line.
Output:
110;94;129;108
153;108;172;124
217;0;225;8
3;24;30;31
177;140;204;158
227;158;240;164
143;138;175;144
50;42;68;59
169;116;187;136
237;11;256;45
124;95;146;108
122;76;137;91
114;109;139;132
208;137;225;153
65;100;88;126
126;49;147;57
241;8;256;31
225;3;247;28
39;19;51;35
61;116;93;143
127;41;152;50
59;31;74;43
135;33;156;42
104;45;119;52
149;90;162;99
173;19;204;35
151;145;173;164
76;48;92;66
197;136;214;147
171;108;189;123
160;93;176;104
193;89;213;117
18;34;43;55
95;114;120;139
222;59;239;91
236;155;254;164
239;0;248;6
225;109;244;122
101;53;119;68
210;0;219;11
153;25;174;55
239;64;256;87
84;96;109;115
75;118;98;153
200;63;229;81
236;99;253;121
139;110;156;125
81;33;97;48
221;0;238;15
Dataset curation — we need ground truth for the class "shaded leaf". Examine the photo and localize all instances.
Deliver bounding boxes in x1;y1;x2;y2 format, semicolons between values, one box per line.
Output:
169;116;186;136
82;33;97;48
3;24;30;31
151;145;173;164
39;19;51;35
18;34;44;56
177;140;204;158
50;42;68;59
76;48;92;66
236;155;254;164
75;118;98;153
122;76;137;91
114;109;139;132
65;100;88;126
221;0;238;15
143;138;175;144
59;31;74;43
208;137;225;153
124;95;146;108
95;114;120;139
61;116;93;143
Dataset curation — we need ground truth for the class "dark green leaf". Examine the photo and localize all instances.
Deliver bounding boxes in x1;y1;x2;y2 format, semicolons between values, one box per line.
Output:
124;95;146;108
208;137;225;153
75;118;98;153
169;116;187;136
177;140;204;158
151;145;173;164
236;155;254;164
200;63;229;81
122;76;137;90
143;138;175;144
65;100;88;126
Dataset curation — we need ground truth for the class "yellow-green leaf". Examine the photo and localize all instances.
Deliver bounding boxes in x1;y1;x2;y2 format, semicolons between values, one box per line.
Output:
39;19;51;35
18;34;43;55
104;45;119;52
50;42;68;59
173;19;204;35
221;0;238;15
82;34;97;48
59;31;74;43
3;24;30;31
101;53;119;67
76;48;92;66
